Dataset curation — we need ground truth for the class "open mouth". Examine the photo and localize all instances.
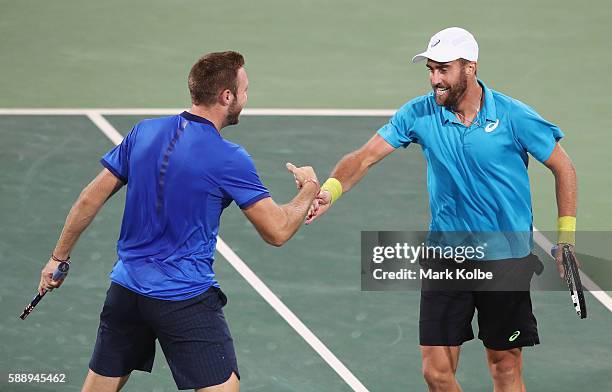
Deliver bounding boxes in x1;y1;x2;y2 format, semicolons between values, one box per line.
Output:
434;86;449;96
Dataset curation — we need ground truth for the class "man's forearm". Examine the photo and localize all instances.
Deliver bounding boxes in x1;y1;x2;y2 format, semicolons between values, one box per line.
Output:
553;161;577;246
276;182;319;242
554;164;577;218
544;144;578;246
53;184;113;258
329;150;370;193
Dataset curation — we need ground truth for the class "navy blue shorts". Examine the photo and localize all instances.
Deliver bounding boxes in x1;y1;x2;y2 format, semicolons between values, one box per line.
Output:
89;283;239;390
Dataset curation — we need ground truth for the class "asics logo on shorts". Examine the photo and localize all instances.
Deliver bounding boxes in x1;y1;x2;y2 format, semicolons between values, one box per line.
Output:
508;330;521;342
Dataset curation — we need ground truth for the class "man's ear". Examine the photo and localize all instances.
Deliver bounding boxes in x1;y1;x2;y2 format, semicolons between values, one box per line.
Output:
465;61;477;76
218;89;233;106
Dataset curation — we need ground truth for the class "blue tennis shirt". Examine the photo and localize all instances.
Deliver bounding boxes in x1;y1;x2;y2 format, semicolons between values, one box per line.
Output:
377;80;563;259
101;112;270;300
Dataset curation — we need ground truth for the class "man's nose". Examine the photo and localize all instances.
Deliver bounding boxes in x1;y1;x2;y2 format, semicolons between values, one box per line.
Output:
430;71;442;87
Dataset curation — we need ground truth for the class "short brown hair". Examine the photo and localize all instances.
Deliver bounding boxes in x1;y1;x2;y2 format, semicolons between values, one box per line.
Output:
188;51;245;106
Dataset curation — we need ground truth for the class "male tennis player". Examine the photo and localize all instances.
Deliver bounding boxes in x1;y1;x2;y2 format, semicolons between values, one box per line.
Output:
36;51;320;392
308;28;577;391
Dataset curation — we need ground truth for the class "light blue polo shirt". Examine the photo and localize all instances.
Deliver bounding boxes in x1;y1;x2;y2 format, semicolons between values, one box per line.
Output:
377;80;563;259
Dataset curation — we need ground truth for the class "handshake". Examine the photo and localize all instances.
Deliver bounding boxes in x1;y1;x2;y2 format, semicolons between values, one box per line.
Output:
285;162;334;225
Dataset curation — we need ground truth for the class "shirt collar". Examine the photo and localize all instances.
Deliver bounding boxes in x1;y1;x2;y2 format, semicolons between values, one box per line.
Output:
479;79;497;122
439;79;497;124
441;104;457;124
180;111;217;130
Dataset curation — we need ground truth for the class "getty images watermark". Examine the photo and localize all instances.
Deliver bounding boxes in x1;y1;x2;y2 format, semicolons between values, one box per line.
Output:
361;231;612;291
372;242;492;272
372;241;490;280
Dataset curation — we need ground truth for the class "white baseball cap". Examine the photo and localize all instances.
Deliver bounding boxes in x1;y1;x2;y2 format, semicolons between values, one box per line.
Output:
412;27;478;63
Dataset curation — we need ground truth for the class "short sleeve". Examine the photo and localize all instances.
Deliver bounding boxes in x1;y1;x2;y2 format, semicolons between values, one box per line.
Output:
100;125;138;183
376;101;418;148
510;101;564;162
220;148;270;209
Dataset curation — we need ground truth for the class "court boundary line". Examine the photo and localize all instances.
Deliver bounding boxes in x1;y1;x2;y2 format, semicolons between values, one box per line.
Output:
2;106;610;313
84;113;370;392
85;111;124;145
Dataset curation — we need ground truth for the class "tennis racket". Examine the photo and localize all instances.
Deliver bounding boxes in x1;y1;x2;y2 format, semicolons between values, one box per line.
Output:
19;261;70;320
560;244;587;319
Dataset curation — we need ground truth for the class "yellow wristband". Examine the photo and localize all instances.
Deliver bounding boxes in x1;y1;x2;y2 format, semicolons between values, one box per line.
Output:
320;178;343;204
557;216;576;245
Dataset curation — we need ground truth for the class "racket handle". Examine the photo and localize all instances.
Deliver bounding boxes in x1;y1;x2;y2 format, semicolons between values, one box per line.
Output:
19;292;46;320
19;261;70;320
52;261;70;281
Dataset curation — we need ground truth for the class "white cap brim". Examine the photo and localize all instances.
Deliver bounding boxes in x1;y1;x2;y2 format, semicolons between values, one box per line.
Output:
411;45;465;63
412;44;478;63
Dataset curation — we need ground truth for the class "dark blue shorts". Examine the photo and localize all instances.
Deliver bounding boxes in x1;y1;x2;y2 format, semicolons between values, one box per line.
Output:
89;283;239;390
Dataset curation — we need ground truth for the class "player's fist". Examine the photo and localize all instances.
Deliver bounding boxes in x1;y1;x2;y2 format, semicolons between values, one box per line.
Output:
38;258;64;295
286;162;318;189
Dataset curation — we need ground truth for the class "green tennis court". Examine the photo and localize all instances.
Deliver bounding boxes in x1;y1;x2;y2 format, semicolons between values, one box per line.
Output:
1;113;611;391
1;0;611;390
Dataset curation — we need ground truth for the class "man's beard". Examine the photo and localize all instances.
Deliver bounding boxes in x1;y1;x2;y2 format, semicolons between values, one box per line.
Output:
433;72;468;110
225;100;242;126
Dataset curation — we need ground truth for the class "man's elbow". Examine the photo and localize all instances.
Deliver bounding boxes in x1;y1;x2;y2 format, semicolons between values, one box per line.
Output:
268;238;285;247
260;225;294;247
248;203;293;247
264;232;288;247
75;187;103;210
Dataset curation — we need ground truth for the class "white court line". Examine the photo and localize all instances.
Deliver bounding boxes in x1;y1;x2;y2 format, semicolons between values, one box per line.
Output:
3;106;611;313
533;229;612;312
215;239;369;391
85;113;370;392
85;111;124;145
0;108;395;117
